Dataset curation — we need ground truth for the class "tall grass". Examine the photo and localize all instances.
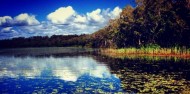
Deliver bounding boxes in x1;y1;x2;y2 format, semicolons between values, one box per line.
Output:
100;46;190;59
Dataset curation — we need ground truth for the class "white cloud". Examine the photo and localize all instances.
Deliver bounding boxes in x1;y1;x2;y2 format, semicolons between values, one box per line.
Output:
47;6;122;26
74;15;87;23
110;6;122;19
72;23;87;29
87;9;104;23
1;27;12;32
0;13;40;27
14;13;40;26
0;16;13;26
0;6;122;39
0;27;17;34
0;27;19;39
46;6;122;32
47;6;76;24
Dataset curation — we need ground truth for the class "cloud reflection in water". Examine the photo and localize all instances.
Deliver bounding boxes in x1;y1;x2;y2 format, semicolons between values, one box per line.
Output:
0;56;115;82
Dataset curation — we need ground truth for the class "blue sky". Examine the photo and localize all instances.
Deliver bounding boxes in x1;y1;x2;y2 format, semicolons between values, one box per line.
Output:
0;0;135;39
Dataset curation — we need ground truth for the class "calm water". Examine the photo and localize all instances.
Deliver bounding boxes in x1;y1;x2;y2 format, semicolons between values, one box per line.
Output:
0;47;190;93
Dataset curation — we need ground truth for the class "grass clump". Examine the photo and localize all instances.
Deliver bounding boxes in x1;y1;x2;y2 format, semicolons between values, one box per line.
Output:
100;44;190;60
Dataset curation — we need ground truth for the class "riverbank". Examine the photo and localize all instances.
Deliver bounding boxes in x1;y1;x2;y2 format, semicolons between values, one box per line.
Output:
100;47;190;60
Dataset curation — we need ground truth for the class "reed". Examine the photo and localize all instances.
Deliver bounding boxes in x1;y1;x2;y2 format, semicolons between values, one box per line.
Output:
100;46;190;59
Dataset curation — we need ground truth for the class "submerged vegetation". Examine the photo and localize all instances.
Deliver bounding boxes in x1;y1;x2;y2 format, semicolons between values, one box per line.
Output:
0;0;190;58
95;55;190;93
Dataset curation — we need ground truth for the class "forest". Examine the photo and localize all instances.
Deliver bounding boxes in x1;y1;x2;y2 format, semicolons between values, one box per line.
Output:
0;0;189;48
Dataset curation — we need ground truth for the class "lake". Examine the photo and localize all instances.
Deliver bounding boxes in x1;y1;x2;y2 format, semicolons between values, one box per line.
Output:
0;47;190;93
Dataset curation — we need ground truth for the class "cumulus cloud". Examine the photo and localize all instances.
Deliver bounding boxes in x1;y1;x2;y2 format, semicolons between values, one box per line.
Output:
47;6;76;24
47;6;122;26
44;6;123;36
0;13;40;27
14;13;40;26
74;15;87;23
87;9;105;23
0;6;122;39
0;16;13;27
110;7;122;19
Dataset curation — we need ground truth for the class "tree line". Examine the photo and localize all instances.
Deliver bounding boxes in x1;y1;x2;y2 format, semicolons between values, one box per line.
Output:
0;35;87;48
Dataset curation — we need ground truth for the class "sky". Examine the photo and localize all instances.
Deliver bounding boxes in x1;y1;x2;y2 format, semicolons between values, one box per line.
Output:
0;0;136;39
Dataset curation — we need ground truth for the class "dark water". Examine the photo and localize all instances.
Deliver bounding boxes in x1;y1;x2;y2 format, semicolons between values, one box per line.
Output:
0;47;190;93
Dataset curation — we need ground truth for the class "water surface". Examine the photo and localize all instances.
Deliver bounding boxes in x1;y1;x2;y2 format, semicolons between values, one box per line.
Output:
0;47;190;93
